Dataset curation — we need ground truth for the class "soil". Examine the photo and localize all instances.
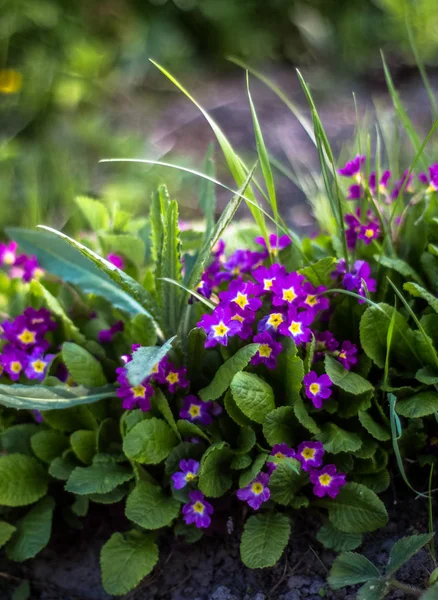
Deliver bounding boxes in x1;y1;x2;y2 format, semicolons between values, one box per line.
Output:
0;488;434;600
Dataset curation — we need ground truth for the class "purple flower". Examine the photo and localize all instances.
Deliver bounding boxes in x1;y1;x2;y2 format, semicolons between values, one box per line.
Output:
252;264;286;295
258;311;287;334
116;367;154;411
180;395;213;426
345;212;361;250
218;279;262;312
237;472;270;510
218;249;264;282
303;371;332;409
15;255;44;282
2;317;39;350
418;164;438;193
391;170;414;199
337;341;358;370
343;260;376;302
271;444;296;460
310;464;346;498
255;234;292;255
172;459;200;490
272;273;305;307
330;259;347;280
279;307;313;344
197;305;242;348
316;331;339;352
230;306;256;341
25;352;55;381
300;283;329;314
347;184;362;200
369;170;391;194
338;155;365;178
22;308;57;333
155;357;189;393
98;320;124;343
33;410;44;423
297;441;324;472
0;348;28;381
195;278;212;300
0;241;17;266
358;222;379;244
107;254;125;270
251;332;282;369
182;490;213;529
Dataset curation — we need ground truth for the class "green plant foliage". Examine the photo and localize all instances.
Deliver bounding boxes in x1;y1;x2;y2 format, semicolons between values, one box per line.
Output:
6;497;55;561
123;418;178;464
62;343;107;387
125;482;180;529
328;552;381;589
240;513;291;568
65;459;134;495
230;372;275;424
316;523;362;552
126;338;176;387
0;455;48;507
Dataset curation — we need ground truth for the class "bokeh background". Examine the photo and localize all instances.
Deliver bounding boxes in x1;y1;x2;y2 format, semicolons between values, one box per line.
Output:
1;0;437;233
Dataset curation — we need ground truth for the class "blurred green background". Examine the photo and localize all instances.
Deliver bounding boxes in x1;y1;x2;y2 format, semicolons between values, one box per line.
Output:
1;0;437;233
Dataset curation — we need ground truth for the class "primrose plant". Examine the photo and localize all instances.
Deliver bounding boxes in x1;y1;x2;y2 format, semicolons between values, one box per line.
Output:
0;60;438;598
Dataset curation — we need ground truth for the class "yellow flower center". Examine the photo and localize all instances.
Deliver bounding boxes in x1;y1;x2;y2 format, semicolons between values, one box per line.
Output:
32;360;46;373
10;361;22;374
264;279;273;290
251;482;264;495
189;404;201;418
282;287;297;302
289;321;302;335
33;268;45;280
234;292;249;310
213;322;230;337
339;351;346;360
18;329;36;345
232;267;240;276
151;363;159;374
232;314;244;323
430;436;438;446
364;228;374;239
309;383;320;396
275;452;285;459
267;313;283;329
319;474;333;487
185;472;197;481
166;372;179;384
3;251;15;265
193;501;205;514
258;344;272;358
301;447;316;460
0;70;22;94
305;295;317;306
131;385;146;398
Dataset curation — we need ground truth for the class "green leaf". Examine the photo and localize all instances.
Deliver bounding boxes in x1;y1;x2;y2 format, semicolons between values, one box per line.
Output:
240;513;291;569
70;430;97;465
224;389;252;427
6;227;160;322
123;417;177;464
316;423;362;454
0;521;16;549
187;327;207;382
126;337;176;386
317;523;362;552
65;461;134;495
285;354;304;405
75;195;110;231
49;452;78;480
374;256;425;286
386;534;433;576
304;334;315;375
317;483;388;534
30;279;85;344
30;431;69;463
416;367;438;385
396;392;438;418
269;458;305;505
0;383;115;411
11;581;31;600
160;200;183;334
88;486;129;504
293;396;320;434
150;184;168;266
198;144;216;238
324;355;373;395
357;579;389;600
239;453;268;488
198;443;233;497
358;411;391;441
6;497;55;561
299;257;337;287
100;233;145;269
153;388;181;440
404;282;438;313
230;371;275;424
164;442;204;475
263;407;297;447
0;454;48;507
43;406;98;431
125;481;180;529
101;531;159;596
231;454;252;470
353;470;390;494
359;303;417;369
62;342;107;387
328;552;381;589
176;419;210;442
234;426;256;454
129;314;158;347
422;584;438;600
1;424;39;455
199;344;259;402
71;496;89;517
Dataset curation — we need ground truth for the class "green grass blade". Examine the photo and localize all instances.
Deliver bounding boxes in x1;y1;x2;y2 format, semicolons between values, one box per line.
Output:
198;144;216;239
149;60;269;244
381;51;429;170
159;277;215;311
160;200;183;336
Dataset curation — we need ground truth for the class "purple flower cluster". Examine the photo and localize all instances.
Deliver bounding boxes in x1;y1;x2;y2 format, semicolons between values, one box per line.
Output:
345;209;380;250
98;320;124;343
331;259;376;303
0;308;56;381
0;241;44;282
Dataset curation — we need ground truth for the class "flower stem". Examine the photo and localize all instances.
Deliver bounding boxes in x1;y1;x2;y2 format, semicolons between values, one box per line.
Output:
389;579;423;597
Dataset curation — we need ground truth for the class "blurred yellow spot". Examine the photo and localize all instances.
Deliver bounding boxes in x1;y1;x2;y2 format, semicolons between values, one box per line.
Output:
0;70;22;94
